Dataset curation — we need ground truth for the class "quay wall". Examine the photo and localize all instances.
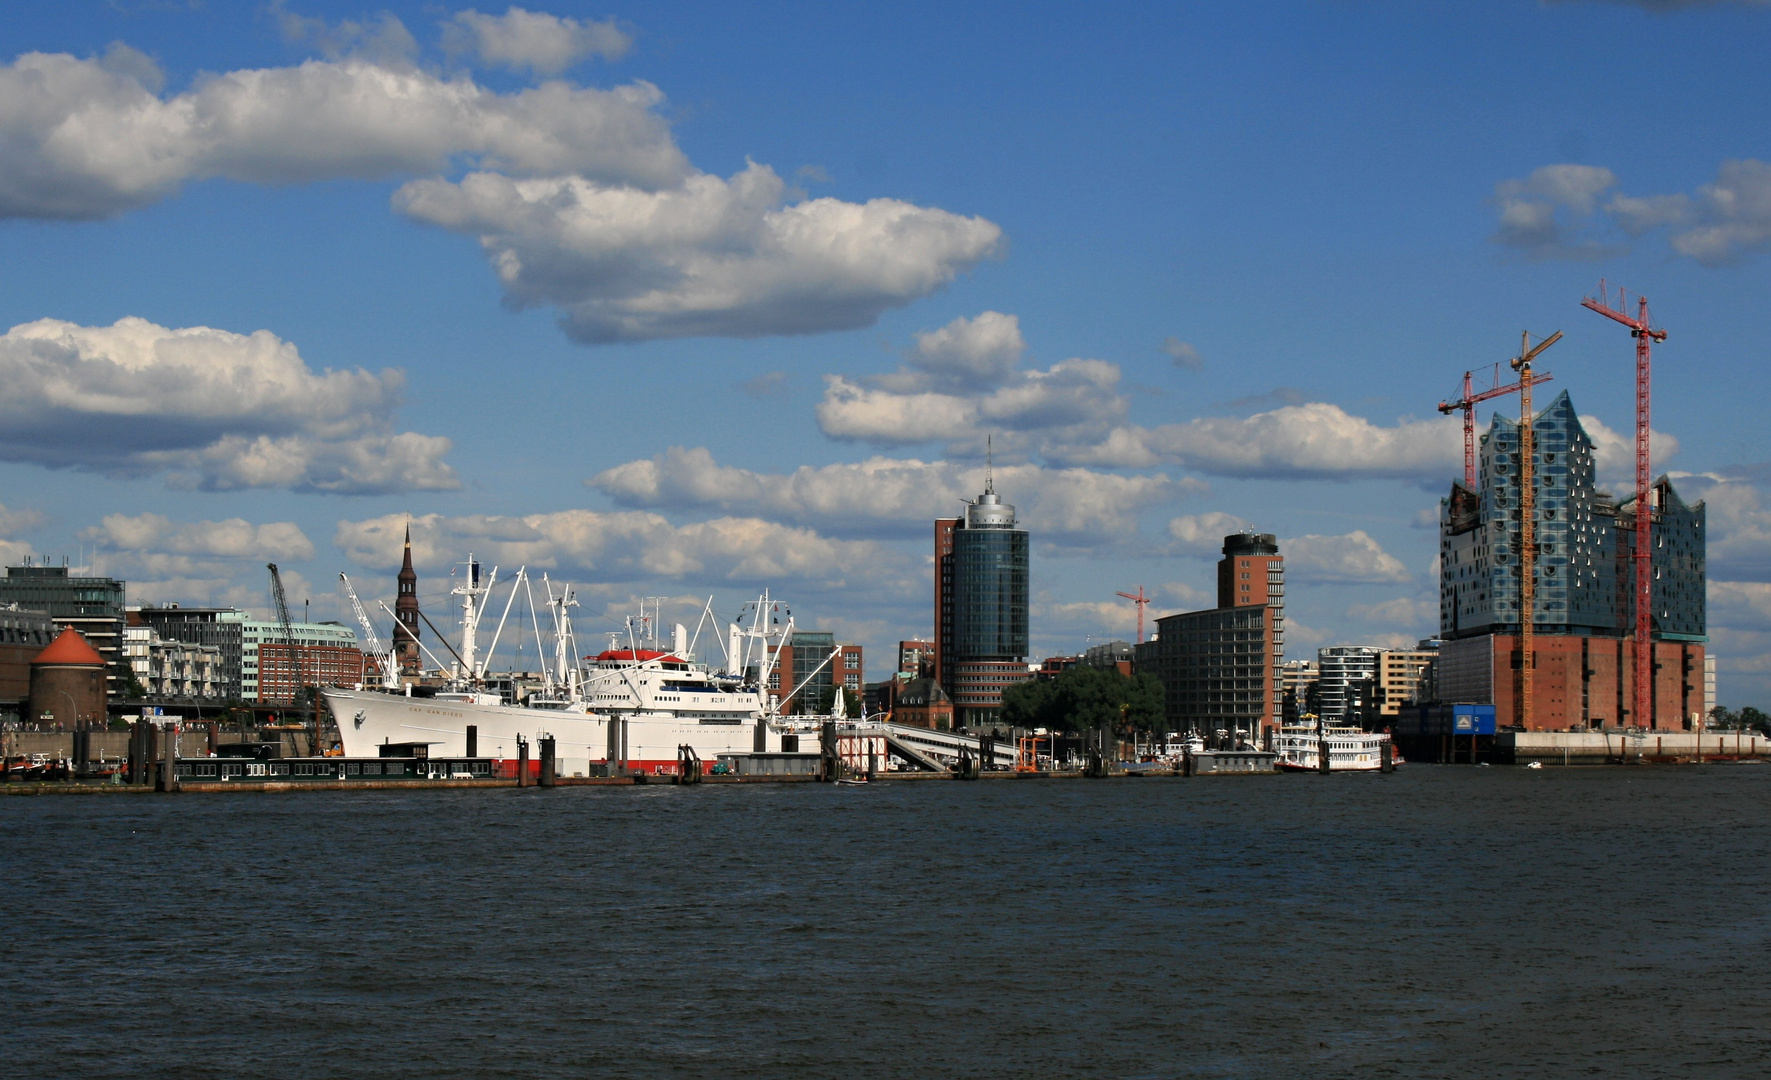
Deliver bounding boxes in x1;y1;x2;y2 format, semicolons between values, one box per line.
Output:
2;729;319;760
1508;730;1769;765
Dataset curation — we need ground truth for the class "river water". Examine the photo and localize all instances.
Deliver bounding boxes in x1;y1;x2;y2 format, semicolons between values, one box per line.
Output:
3;766;1768;1078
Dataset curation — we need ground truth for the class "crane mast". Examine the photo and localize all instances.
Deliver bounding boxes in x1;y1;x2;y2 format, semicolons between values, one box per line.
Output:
267;562;320;755
1509;330;1561;732
1116;586;1151;644
1581;280;1665;729
1439;366;1554;490
340;573;399;690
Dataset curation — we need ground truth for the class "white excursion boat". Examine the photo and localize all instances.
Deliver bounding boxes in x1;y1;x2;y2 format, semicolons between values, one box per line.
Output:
325;562;855;779
1272;719;1400;773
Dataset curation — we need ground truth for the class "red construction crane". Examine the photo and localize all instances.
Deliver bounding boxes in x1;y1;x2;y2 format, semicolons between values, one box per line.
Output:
1438;365;1553;490
1581;279;1666;729
1116;586;1151;644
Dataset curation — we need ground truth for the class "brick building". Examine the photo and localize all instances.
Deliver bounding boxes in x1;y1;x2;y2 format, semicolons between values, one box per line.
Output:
1137;533;1286;738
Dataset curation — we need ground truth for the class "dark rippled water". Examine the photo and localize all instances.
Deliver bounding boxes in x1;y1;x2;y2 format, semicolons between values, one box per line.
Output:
4;766;1770;1078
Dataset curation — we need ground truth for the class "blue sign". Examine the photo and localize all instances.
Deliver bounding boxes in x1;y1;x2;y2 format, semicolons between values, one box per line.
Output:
1451;705;1496;735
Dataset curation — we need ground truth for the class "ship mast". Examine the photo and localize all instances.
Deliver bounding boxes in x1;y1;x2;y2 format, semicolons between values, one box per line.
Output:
451;555;495;682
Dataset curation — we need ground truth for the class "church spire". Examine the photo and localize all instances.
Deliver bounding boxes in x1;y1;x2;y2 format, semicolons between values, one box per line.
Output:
395;520;421;676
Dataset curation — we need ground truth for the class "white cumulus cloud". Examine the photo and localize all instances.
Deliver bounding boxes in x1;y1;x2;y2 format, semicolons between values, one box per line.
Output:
1283;530;1411;585
1490;164;1620;258
0;317;456;493
817;317;1125;454
1064;403;1461;482
335;510;914;595
395;162;1002;342
445;7;632;75
1489;158;1771;265
1347;596;1439;629
907;311;1025;389
588;446;1197;543
1161;337;1203;370
1166;512;1253;555
83;513;315;562
77;512;319;613
0;49;687;220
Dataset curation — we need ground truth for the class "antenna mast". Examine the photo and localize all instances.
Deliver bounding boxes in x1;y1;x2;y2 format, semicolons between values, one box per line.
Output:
1581;280;1665;729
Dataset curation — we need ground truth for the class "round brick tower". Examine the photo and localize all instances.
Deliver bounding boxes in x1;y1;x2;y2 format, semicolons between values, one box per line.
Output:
29;626;107;728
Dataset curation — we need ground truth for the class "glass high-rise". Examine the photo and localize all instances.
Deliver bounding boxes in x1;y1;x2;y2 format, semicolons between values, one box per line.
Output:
935;480;1031;729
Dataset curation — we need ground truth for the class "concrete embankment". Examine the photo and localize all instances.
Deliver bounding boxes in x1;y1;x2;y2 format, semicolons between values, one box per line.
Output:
0;766;1244;794
1509;730;1769;765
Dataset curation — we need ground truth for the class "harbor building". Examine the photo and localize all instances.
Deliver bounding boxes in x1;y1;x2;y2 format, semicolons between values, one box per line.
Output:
133;605;249;700
27;626;107;728
1316;646;1380;723
1082;640;1134;675
753;634;862;714
1280;659;1318;722
133;605;362;704
1375;644;1439;719
123;625;223;701
0;563;127;695
249;620;364;704
892;677;954;730
1137;533;1286;738
897;639;934;679
1437;391;1706;729
0;604;60;720
934;475;1031;729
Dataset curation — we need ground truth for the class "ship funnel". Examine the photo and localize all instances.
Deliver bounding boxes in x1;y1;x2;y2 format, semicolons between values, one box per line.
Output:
673;623;688;657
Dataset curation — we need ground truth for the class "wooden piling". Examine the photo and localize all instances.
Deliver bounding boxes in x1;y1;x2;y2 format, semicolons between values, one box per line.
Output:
538;736;556;788
516;736;529;788
465;724;478;758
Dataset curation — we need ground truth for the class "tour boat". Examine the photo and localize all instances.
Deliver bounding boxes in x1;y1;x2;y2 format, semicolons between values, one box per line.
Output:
1272;720;1397;772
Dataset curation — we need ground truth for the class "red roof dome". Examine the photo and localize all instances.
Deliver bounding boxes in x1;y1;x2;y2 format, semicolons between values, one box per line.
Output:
33;626;105;666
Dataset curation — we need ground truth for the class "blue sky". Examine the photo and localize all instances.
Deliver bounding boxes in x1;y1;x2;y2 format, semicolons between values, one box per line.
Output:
1;0;1768;703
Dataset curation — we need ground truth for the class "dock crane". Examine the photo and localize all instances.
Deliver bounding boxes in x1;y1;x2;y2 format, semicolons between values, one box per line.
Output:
1509;330;1562;732
1439;365;1553;490
1581;280;1665;730
267;562;321;755
340;573;399;690
1116;586;1151;644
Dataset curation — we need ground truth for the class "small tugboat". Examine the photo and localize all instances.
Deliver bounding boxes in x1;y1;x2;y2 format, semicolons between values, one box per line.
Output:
1273;716;1396;772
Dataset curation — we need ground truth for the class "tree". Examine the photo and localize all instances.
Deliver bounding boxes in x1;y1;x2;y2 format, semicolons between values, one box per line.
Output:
1709;705;1769;735
1001;666;1164;734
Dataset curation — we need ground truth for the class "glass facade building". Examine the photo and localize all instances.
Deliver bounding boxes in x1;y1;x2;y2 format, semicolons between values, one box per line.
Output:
951;527;1029;660
1439;390;1705;642
935;482;1031;728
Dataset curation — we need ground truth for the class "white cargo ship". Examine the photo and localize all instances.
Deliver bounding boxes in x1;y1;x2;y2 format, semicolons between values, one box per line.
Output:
325;566;847;778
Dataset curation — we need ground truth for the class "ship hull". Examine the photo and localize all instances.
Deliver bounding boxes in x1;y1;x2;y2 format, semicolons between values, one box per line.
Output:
325;688;778;777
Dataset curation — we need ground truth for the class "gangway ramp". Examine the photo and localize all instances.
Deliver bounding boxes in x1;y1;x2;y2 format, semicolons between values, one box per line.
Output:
882;723;1018;771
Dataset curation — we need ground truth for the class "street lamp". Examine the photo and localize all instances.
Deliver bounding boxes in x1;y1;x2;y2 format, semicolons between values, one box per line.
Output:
56;689;80;731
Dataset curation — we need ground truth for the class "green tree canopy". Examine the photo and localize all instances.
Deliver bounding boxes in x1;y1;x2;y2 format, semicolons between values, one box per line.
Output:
1002;665;1165;734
